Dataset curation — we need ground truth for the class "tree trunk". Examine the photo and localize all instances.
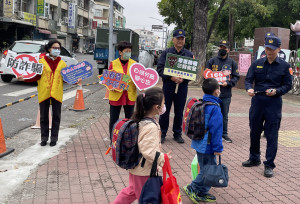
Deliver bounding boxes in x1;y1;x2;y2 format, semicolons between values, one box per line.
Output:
228;6;234;50
207;0;226;43
192;0;208;85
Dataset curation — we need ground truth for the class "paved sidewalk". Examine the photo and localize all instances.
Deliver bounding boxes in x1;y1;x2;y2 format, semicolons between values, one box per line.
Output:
3;87;300;204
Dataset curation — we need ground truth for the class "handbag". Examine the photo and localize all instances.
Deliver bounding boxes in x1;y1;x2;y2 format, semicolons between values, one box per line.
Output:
139;152;163;204
161;154;182;204
202;155;229;187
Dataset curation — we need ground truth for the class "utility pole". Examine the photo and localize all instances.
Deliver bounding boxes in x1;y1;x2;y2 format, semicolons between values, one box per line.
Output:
149;17;167;49
108;0;114;63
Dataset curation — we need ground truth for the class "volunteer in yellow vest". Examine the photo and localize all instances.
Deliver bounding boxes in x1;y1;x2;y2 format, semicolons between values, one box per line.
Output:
18;40;67;147
108;41;137;138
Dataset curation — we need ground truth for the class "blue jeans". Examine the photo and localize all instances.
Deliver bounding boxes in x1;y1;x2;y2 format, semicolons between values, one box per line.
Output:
220;97;231;137
191;152;216;196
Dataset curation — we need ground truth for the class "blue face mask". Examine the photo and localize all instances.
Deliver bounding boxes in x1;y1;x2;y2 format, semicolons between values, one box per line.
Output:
51;49;60;57
123;52;131;60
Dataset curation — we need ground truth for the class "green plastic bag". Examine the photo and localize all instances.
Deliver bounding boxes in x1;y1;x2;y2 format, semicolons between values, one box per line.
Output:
191;154;200;180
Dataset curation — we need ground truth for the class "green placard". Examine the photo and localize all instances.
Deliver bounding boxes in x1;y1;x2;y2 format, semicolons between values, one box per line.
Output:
163;53;199;81
37;0;45;16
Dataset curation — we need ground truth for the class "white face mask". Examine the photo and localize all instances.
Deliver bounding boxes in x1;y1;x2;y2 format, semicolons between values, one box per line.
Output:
159;104;166;115
51;49;60;57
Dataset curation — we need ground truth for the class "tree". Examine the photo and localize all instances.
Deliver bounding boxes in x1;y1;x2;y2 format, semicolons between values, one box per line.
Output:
158;0;227;83
192;0;208;83
157;0;194;48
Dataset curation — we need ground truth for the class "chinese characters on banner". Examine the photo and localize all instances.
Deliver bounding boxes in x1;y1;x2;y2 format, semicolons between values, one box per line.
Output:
98;70;130;92
163;53;199;81
68;3;76;28
23;12;37;26
238;54;252;74
3;0;14;18
61;61;93;84
37;0;45;16
129;63;159;91
92;21;97;29
203;69;227;84
5;54;43;79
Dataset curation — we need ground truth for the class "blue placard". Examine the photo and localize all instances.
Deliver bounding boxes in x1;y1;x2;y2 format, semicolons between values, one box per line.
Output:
61;61;93;84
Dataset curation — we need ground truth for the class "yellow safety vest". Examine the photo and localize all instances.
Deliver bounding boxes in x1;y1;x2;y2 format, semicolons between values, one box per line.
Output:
109;58;137;101
37;58;66;103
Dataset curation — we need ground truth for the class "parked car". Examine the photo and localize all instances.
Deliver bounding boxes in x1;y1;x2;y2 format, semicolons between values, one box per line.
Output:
0;40;78;82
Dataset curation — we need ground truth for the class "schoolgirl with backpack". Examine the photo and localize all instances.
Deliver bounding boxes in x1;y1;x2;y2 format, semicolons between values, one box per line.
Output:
110;87;172;204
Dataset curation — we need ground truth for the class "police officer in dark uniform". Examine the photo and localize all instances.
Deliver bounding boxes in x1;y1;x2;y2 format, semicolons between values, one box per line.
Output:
254;32;287;61
206;40;240;143
157;29;193;144
242;36;292;177
254;32;287;138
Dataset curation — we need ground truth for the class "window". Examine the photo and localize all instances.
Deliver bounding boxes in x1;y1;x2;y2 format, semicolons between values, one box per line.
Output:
10;42;43;53
60;47;71;57
94;9;102;17
21;0;28;12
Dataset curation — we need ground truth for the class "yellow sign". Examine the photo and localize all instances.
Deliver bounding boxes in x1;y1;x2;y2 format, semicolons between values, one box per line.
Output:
3;0;14;18
23;12;36;26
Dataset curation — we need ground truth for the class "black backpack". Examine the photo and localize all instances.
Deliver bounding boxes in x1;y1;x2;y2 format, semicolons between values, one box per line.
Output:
182;97;218;140
108;117;156;169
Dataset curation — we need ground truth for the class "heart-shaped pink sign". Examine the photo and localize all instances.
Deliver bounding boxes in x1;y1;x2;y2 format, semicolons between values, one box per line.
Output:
129;63;159;91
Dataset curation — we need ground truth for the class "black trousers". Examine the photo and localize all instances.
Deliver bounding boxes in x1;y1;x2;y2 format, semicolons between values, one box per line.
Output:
159;82;188;138
249;95;282;169
39;97;62;142
109;104;134;139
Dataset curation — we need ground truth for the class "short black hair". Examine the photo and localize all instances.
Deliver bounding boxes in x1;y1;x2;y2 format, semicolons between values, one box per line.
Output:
118;41;132;52
202;78;220;95
45;40;62;53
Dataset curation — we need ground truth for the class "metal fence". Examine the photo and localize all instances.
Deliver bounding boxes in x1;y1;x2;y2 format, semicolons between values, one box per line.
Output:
289;50;300;95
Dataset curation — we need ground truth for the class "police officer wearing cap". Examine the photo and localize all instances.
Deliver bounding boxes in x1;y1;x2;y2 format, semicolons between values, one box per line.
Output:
243;36;292;177
206;40;240;143
254;32;287;61
157;29;193;144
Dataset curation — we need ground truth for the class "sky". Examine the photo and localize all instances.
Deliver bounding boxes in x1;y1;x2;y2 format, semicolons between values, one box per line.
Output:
116;0;175;47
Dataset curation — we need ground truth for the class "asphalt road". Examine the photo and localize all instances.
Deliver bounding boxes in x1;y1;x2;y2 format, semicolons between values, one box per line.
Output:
0;53;106;138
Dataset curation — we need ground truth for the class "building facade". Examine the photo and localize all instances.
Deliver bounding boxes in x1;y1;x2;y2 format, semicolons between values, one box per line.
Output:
93;0;125;29
0;0;95;53
134;29;159;50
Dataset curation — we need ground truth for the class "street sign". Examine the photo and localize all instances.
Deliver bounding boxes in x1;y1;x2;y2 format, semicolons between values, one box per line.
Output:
152;25;163;30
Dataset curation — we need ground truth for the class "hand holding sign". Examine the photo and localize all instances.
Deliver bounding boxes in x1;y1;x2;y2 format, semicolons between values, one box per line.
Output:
129;63;159;91
203;69;227;84
98;70;130;92
61;61;93;84
6;54;44;79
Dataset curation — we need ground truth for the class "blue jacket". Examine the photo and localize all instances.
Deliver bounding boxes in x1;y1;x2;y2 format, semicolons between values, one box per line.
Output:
191;94;223;154
245;57;292;96
157;47;193;86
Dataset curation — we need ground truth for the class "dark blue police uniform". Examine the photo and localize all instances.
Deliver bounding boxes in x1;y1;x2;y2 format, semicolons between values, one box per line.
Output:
245;57;292;169
157;47;193;140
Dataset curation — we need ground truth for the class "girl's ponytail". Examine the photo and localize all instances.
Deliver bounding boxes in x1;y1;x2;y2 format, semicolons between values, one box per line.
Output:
131;93;145;122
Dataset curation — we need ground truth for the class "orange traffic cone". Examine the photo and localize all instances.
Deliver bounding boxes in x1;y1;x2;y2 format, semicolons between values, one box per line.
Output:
31;107;52;129
70;80;88;111
0;118;15;158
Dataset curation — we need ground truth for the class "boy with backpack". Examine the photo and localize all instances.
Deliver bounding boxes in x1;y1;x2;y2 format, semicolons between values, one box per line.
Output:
183;78;223;203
